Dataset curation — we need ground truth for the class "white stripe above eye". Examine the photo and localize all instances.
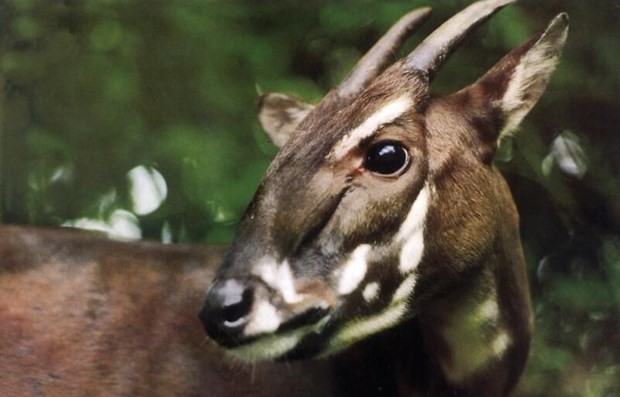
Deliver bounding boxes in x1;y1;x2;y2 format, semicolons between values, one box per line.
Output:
330;95;412;160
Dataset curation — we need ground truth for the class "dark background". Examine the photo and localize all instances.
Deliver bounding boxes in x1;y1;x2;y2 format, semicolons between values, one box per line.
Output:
0;0;618;395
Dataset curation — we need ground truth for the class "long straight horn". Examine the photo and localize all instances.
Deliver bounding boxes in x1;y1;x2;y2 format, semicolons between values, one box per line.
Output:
406;0;515;80
337;7;432;99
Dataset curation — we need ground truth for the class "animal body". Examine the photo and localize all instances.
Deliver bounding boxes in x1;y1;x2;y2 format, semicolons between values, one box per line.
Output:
0;226;338;397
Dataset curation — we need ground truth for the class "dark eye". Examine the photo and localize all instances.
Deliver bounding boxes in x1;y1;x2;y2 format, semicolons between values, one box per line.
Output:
364;141;409;176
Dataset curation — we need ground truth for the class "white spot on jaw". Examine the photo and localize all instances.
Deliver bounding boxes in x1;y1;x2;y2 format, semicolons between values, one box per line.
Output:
337;244;371;295
330;95;413;160
253;258;302;304
244;301;282;336
326;272;415;356
396;183;431;274
362;282;380;303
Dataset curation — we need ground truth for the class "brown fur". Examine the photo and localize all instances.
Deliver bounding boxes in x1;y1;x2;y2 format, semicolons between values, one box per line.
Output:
0;226;337;397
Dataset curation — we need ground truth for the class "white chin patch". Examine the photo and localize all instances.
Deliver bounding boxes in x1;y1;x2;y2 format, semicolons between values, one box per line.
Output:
231;316;332;361
330;95;413;160
336;244;371;295
396;183;430;274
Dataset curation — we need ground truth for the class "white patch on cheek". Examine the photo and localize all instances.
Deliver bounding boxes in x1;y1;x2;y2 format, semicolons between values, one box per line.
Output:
330;95;413;160
392;273;417;303
244;301;281;336
362;282;380;303
253;258;301;304
337;244;371;295
396;183;430;274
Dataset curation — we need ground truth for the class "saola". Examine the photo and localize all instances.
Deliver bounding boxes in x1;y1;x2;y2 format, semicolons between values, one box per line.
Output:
201;0;568;395
0;1;568;397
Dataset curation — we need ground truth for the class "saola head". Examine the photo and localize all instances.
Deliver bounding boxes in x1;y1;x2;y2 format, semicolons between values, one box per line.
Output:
200;0;568;361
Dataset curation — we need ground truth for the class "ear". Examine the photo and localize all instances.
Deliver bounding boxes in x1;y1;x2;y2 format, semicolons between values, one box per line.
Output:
257;93;315;148
464;13;569;142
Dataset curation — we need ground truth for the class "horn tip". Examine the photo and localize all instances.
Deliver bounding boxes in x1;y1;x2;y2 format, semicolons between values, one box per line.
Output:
543;12;570;39
552;12;570;27
400;6;432;26
496;0;519;6
414;6;432;16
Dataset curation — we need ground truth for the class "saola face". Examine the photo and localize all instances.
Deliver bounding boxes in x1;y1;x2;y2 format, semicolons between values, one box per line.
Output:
200;0;568;362
204;67;431;359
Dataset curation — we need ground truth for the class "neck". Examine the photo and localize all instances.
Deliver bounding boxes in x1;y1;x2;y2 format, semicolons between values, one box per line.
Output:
419;262;510;395
332;230;532;397
420;215;532;396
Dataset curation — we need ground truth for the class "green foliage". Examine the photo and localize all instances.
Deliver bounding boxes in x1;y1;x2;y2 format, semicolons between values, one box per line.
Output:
0;0;618;394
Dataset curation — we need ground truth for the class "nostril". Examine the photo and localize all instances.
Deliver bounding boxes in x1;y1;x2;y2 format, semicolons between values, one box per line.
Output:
200;279;255;346
220;285;254;328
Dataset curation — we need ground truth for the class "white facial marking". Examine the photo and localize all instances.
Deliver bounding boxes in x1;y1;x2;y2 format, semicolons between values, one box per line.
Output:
325;269;417;356
232;329;303;361
392;273;417;303
253;258;302;304
325;300;408;356
331;95;412;160
244;301;281;336
337;244;371;295
396;183;431;274
362;282;380;303
232;315;331;361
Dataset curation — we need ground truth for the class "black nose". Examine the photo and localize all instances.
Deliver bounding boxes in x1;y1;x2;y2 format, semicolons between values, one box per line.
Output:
199;279;254;347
